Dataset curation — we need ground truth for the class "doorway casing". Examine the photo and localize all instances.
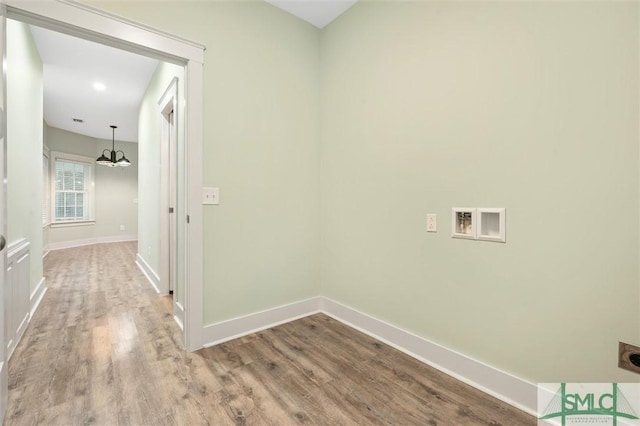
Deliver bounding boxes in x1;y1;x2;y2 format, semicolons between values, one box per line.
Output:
159;77;184;328
4;0;205;352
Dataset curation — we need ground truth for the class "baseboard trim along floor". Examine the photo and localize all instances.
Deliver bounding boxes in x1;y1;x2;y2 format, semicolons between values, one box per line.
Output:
202;296;537;416
135;253;160;294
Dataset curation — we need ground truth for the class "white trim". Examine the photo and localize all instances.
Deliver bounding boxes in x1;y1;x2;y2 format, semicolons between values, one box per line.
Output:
6;239;30;361
49;220;95;228
5;0;205;64
135;253;160;294
200;297;537;416
45;234;137;252
184;60;204;351
320;297;537;416
30;277;47;318
42;149;50;226
7;238;28;259
174;301;185;331
6;0;205;353
0;5;7;419
202;297;323;347
158;77;179;297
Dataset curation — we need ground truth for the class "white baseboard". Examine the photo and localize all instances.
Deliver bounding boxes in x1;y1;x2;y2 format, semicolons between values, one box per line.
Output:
0;359;6;418
202;297;322;347
174;301;185;331
319;297;537;416
200;296;537;416
30;277;47;318
135;253;160;293
10;312;30;360
45;234;137;251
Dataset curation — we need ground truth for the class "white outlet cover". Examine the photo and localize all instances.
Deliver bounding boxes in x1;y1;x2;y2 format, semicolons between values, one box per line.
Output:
203;187;219;205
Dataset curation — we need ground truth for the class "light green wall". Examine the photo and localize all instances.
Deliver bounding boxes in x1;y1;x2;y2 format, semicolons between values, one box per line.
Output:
45;125;138;244
137;61;185;306
199;3;320;323
320;1;639;383
86;1;639;384
92;1;322;323
7;19;44;294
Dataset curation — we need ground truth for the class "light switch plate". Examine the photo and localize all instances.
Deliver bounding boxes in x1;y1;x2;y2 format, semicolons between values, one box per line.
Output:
203;187;219;205
426;214;437;232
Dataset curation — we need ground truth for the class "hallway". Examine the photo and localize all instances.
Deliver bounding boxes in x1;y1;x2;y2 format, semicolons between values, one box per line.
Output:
6;242;188;424
5;242;533;425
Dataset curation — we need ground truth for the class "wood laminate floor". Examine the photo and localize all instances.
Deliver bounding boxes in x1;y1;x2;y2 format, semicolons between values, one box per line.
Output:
5;242;534;425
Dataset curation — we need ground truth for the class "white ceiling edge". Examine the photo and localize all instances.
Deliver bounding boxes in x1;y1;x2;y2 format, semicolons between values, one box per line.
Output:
265;0;358;28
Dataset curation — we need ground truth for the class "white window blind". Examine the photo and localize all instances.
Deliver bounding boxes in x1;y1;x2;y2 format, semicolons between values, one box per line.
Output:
53;158;92;222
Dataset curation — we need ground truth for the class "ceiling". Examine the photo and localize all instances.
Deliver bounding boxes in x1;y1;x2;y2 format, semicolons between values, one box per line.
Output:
265;0;358;28
28;1;356;143
29;25;159;143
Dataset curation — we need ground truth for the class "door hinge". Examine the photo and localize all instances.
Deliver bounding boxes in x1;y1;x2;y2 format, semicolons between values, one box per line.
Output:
169;207;174;213
186;215;190;224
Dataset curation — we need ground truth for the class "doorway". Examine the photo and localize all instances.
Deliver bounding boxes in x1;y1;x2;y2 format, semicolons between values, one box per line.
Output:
4;0;204;351
0;0;204;356
0;1;204;421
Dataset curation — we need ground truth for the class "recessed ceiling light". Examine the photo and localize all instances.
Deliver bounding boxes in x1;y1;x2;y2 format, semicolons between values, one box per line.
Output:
93;82;106;91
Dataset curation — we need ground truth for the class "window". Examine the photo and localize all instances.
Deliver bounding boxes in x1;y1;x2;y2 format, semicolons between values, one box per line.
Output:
51;152;95;224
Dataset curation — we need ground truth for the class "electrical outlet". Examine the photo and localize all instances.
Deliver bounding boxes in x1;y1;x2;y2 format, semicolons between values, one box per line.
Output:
119;225;125;231
619;341;640;374
426;214;437;232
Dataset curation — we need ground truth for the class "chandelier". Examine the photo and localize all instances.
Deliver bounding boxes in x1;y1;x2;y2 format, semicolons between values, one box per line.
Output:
96;125;131;167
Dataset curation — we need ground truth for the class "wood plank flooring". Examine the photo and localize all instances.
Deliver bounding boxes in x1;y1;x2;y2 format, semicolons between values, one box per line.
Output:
5;242;534;425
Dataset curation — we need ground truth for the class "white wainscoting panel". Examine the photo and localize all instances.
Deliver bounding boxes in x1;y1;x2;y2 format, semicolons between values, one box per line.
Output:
6;239;31;359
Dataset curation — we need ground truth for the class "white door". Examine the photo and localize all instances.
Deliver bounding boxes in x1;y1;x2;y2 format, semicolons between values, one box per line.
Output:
159;78;178;303
0;3;9;421
162;107;177;294
168;109;177;295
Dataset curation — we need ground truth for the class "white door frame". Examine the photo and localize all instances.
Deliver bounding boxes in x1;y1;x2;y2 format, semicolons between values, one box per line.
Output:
4;0;205;352
0;4;8;420
158;77;182;327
